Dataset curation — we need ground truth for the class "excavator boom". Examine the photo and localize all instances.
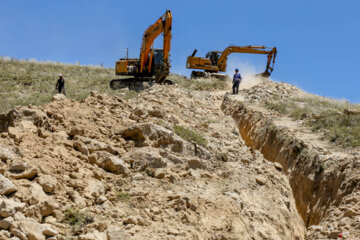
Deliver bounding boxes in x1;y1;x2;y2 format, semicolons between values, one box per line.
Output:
217;45;277;76
162;10;172;67
112;10;172;89
140;10;172;74
186;45;277;79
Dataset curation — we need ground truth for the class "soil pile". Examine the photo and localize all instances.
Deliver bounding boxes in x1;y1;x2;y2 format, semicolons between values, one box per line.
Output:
0;85;305;239
0;78;358;239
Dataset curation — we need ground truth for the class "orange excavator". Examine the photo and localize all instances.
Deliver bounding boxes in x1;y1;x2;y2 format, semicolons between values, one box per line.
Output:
186;45;277;80
110;10;172;89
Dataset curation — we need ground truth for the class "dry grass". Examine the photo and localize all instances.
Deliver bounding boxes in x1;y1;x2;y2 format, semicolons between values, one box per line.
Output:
63;207;93;226
169;74;228;91
0;59;230;114
265;95;360;147
311;112;360;147
0;58;128;113
116;191;130;201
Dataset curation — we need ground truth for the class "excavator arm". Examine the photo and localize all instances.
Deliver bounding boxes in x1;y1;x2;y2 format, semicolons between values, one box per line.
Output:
139;10;172;73
217;45;277;76
162;10;172;68
186;45;277;79
112;10;172;89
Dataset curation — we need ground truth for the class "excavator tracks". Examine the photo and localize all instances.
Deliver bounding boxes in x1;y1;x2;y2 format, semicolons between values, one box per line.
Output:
191;71;229;81
110;78;174;90
110;78;152;90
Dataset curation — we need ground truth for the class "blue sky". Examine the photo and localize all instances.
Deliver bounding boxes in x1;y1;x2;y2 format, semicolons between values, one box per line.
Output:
1;1;359;102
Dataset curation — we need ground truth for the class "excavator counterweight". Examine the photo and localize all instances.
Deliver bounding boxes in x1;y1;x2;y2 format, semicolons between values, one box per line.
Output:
186;45;277;80
110;10;173;89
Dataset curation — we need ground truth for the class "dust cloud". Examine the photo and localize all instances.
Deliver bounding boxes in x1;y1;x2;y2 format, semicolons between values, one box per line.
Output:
226;61;268;90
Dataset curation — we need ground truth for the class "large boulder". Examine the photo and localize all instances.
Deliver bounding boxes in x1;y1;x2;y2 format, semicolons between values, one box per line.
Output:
120;125;146;147
37;175;57;193
0;146;15;162
119;123;186;152
106;225;131;240
78;230;107;240
121;147;167;171
0;107;48;133
84;178;105;199
29;183;48;205
0;199;25;218
10;220;58;240
52;94;66;101
0;174;17;195
90;152;130;176
9;167;38;180
73;140;89;156
187;159;206;170
74;136;117;155
0;216;13;230
39;199;59;217
9;161;28;172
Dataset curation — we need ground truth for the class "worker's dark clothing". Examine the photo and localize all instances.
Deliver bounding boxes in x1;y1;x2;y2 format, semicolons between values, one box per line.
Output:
56;78;65;94
232;72;242;94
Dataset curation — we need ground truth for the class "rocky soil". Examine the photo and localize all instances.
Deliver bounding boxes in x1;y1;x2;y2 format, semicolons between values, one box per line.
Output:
0;78;358;239
223;80;360;239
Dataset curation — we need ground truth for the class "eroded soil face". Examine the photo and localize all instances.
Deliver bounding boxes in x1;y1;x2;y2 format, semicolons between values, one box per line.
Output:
224;79;360;239
0;85;306;239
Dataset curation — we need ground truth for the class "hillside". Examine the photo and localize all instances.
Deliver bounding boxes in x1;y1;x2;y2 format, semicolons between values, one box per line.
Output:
0;59;228;114
0;60;359;239
0;58;115;113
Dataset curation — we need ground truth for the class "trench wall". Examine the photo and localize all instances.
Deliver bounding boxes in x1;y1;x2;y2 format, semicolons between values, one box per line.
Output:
222;96;352;227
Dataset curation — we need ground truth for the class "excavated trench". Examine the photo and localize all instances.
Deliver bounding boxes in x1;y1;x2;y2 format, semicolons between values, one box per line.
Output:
222;95;357;229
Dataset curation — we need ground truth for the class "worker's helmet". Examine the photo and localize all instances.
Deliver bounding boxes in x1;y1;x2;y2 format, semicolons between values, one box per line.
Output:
59;73;62;76
235;68;239;72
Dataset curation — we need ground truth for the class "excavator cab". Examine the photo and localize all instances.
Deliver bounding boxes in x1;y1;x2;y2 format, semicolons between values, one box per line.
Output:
111;10;172;89
205;51;221;66
152;49;164;69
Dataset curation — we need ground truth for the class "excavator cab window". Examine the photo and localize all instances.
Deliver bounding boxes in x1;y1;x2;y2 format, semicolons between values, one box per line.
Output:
153;49;164;67
206;51;221;66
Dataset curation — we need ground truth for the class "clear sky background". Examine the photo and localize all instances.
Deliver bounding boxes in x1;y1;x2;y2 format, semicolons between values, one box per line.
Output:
1;1;359;102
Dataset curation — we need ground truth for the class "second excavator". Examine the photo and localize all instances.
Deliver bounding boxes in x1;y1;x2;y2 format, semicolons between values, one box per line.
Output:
110;10;173;89
186;45;277;80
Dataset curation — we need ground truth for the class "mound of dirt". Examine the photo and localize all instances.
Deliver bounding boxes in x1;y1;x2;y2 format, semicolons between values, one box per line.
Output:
0;79;358;239
0;85;306;239
223;80;360;239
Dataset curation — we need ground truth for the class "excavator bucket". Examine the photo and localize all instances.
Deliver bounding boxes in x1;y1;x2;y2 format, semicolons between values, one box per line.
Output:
257;70;271;78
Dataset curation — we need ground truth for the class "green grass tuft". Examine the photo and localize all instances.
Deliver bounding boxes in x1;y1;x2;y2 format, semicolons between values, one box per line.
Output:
174;125;207;146
122;90;140;100
116;191;130;201
63;207;93;226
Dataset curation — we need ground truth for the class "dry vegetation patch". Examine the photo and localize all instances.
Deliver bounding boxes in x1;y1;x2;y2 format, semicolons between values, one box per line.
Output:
265;95;360;147
0;59;229;114
0;58;129;113
169;74;228;91
63;207;94;226
173;125;207;146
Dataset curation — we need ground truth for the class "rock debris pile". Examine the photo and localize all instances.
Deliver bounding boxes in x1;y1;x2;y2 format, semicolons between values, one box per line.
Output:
0;85;306;239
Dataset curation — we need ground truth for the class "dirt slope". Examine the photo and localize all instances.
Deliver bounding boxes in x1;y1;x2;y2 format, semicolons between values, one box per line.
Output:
0;77;358;239
223;79;360;239
0;83;307;240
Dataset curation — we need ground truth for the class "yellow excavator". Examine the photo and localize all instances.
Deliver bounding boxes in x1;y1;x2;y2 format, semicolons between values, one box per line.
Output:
110;10;173;89
186;45;277;80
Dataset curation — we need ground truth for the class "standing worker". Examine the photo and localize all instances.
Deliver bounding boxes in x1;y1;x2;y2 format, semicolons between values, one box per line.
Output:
55;74;66;95
232;68;242;94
